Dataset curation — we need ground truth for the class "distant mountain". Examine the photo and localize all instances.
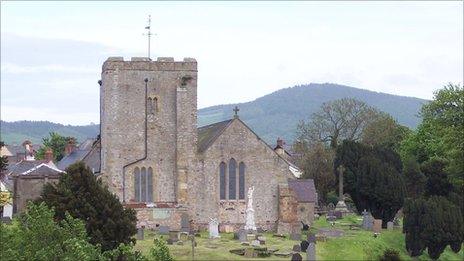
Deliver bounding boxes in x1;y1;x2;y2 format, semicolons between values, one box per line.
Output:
198;83;427;144
0;121;99;145
1;83;427;145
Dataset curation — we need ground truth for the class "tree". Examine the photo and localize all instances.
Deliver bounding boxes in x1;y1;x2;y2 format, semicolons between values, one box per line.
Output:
0;202;102;261
296;98;380;149
404;196;464;259
0;141;8;180
39;161;137;251
402;157;426;198
296;142;335;205
361;113;411;152
149;237;173;261
35;132;76;161
421;159;453;198
335;140;406;224
401;84;463;187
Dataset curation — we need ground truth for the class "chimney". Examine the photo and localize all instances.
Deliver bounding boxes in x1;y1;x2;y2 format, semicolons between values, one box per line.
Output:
65;140;76;155
275;138;285;156
44;148;53;162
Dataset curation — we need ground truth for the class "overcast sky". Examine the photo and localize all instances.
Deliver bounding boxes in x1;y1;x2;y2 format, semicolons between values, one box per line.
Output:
1;1;462;125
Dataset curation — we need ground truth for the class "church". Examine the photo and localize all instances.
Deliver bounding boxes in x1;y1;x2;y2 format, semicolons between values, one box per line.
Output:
99;56;316;233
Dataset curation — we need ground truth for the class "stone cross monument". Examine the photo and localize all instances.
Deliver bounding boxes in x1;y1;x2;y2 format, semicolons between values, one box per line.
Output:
244;186;257;231
335;165;349;214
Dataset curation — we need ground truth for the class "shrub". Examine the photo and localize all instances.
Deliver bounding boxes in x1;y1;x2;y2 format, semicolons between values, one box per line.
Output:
0;202;102;261
102;243;147;261
379;248;402;261
149;237;173;261
39;161;137;251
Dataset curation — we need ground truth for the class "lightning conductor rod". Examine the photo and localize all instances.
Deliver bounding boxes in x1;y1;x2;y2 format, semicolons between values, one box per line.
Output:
145;15;152;60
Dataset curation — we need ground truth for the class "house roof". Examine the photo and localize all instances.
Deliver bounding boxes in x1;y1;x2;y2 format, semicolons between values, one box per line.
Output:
5;144;41;156
7;160;63;177
288;179;317;202
57;138;96;170
197;119;233;152
81;139;101;173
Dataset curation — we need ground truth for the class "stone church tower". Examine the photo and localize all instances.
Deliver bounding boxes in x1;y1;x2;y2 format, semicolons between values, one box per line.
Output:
100;57;197;205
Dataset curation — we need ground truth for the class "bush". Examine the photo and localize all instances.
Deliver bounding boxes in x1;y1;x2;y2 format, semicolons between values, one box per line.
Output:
149;237;173;261
0;202;102;261
39;161;137;251
102;243;147;261
379;248;402;261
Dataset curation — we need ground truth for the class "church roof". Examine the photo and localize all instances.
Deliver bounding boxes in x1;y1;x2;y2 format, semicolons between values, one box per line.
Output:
197;119;233;152
288;179;317;203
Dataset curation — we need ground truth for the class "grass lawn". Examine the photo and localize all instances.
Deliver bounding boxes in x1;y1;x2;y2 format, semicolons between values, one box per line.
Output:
135;215;464;260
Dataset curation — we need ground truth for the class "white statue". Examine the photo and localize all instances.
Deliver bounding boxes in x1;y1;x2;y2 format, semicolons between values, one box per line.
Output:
244;186;257;231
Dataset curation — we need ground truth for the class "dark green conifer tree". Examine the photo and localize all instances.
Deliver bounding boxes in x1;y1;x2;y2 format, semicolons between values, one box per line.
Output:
39;162;137;251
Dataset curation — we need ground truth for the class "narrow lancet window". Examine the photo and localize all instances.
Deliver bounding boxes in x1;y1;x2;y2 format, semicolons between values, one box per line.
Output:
229;158;237;199
147;167;153;202
239;162;245;200
219;162;226;200
141;167;147;202
134;167;140;202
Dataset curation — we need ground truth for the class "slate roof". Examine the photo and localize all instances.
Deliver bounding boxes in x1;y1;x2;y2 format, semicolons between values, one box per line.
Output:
57;138;96;171
197;119;233;152
288;179;317;203
7;160;63;177
82;139;101;173
6;144;41;156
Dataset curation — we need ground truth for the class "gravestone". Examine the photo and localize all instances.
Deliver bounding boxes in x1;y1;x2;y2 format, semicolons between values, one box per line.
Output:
136;228;144;240
334;211;343;219
300;240;309;252
158;226;170;235
208;218;220;238
293;244;301;252
238;229;247;242
326;215;336;222
373;219;382;233
169;231;179;242
291;253;303;261
251;240;260;247
307;232;316;261
257;236;266;245
362;210;373;230
180;213;190;233
306;242;316;261
290;232;301;241
387;221;394;230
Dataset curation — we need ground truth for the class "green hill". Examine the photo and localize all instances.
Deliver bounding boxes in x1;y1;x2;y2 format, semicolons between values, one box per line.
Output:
1;83;427;145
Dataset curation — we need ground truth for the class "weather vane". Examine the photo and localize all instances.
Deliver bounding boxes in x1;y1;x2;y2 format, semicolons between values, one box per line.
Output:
144;15;152;60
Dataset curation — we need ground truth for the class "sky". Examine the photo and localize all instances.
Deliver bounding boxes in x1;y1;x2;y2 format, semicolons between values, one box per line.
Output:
1;1;463;125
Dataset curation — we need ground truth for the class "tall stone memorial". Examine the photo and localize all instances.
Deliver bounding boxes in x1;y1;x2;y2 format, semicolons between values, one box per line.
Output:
334;165;349;215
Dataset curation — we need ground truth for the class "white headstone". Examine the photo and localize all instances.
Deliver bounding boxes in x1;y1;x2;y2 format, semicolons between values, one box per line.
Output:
208;218;220;238
244;186;257;231
2;203;12;219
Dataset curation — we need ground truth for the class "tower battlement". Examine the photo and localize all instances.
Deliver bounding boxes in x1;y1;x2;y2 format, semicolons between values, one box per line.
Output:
102;57;197;72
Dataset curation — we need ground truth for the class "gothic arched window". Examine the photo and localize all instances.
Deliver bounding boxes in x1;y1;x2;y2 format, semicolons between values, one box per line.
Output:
147;167;153;202
153;97;158;113
239;162;245;200
134;167;140;202
147;98;154;114
219;162;226;200
229;158;237;200
141;167;147;202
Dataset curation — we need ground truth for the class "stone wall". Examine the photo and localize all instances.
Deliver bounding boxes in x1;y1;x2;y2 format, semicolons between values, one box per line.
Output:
277;183;299;234
129;204;188;230
100;57;197;204
13;176;60;213
298;202;315;225
193;119;295;231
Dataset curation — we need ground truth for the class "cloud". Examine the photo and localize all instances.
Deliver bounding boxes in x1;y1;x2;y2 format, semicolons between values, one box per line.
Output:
1;63;96;74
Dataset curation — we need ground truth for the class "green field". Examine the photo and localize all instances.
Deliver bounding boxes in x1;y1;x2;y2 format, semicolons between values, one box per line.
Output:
135;215;464;260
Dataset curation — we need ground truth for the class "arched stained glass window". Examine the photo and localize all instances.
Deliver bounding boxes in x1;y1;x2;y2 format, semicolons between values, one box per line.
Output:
141;167;147;202
229;158;236;200
134;167;140;202
239;162;245;200
219;162;226;200
147;167;153;202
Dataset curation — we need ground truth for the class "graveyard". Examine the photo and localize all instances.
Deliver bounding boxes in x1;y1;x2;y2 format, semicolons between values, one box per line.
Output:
134;214;464;260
